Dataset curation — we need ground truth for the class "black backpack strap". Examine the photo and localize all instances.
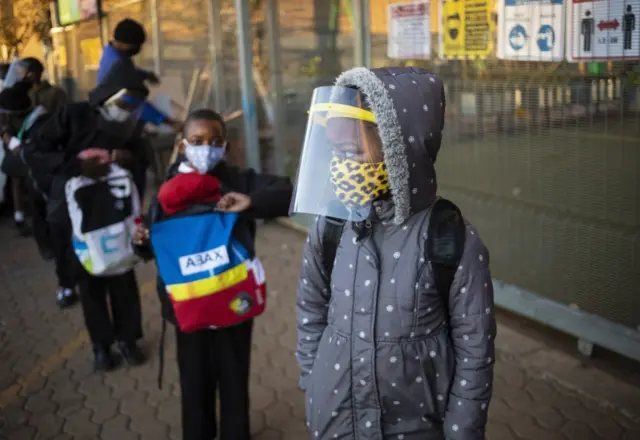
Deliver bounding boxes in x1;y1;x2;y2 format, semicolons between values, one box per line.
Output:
426;198;466;312
321;216;346;278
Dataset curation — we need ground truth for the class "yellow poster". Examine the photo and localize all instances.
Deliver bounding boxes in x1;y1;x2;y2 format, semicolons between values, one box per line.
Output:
80;38;103;68
439;0;494;59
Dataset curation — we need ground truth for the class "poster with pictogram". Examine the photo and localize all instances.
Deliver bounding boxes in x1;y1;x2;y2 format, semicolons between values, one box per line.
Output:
567;0;639;61
388;1;431;59
439;0;495;58
497;0;565;61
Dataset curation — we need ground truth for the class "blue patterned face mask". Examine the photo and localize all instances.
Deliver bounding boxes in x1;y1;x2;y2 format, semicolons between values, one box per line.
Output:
184;141;227;174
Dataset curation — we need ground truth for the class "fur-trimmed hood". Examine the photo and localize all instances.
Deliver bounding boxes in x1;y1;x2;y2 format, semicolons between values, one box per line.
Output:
334;67;445;225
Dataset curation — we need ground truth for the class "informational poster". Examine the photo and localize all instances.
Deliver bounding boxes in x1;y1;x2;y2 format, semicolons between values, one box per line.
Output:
497;0;565;61
56;0;99;26
567;0;640;61
439;0;495;58
388;1;432;59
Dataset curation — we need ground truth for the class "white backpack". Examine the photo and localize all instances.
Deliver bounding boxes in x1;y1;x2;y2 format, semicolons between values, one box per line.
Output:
65;164;141;276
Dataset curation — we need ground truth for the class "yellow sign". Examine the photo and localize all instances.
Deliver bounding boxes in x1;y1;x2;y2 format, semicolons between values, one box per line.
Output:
80;38;103;68
440;0;494;59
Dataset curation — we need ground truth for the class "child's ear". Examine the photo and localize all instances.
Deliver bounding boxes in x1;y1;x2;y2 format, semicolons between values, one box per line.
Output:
176;138;186;154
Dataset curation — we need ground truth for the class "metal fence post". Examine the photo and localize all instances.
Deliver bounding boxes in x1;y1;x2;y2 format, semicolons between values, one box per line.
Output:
149;0;162;75
352;0;371;67
207;0;226;112
235;0;261;172
266;0;285;175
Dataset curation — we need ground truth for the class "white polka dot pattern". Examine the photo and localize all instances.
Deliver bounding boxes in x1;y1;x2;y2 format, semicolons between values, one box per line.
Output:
295;68;495;440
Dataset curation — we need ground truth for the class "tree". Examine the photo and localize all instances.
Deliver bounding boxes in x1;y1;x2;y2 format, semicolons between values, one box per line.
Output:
0;0;51;60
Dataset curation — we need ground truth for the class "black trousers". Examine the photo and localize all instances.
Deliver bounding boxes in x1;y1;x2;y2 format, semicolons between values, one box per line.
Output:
30;190;52;258
49;221;77;288
132;163;147;203
77;269;142;347
175;320;253;440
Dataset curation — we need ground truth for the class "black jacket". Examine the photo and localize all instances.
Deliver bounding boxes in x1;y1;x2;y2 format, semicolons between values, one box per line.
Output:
20;111;53;196
24;102;145;191
22;60;149;224
21;102;146;224
135;160;293;325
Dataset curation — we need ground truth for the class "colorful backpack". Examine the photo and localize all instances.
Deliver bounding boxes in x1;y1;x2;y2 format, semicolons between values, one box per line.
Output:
150;210;267;332
66;164;140;276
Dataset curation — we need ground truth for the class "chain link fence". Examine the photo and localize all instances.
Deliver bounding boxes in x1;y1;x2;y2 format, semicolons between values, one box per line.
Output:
50;0;640;354
368;0;640;337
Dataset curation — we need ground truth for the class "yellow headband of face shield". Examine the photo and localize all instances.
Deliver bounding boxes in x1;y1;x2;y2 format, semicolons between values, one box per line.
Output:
308;103;377;127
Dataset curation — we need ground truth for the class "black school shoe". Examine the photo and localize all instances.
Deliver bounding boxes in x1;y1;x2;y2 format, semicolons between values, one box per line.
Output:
56;287;78;309
118;341;145;366
16;220;31;237
93;345;120;372
38;246;55;261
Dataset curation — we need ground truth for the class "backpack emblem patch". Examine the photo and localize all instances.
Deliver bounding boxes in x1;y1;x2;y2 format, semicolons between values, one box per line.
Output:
230;292;253;315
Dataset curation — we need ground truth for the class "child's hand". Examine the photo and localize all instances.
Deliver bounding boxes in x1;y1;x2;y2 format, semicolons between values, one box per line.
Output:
80;156;111;179
78;148;111;163
133;223;150;245
216;192;252;213
112;149;133;167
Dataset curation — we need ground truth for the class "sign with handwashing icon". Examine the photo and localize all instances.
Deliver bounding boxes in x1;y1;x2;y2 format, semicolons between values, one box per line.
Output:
509;25;528;50
498;0;565;61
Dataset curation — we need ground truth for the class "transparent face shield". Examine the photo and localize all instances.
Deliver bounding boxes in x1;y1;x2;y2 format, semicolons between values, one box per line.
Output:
290;86;389;222
97;89;145;140
102;88;145;121
3;58;23;90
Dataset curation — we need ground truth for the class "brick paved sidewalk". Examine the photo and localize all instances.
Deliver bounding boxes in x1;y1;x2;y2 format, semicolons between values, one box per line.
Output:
0;219;639;440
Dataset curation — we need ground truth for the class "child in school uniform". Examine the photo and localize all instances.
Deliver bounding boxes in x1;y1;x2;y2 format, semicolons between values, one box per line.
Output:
26;62;150;371
133;108;292;440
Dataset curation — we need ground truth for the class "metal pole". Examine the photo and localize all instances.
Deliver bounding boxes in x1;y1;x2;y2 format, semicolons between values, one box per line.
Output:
266;0;285;175
97;11;105;47
352;0;371;67
235;0;261;171
207;0;226;112
149;0;162;74
99;13;110;48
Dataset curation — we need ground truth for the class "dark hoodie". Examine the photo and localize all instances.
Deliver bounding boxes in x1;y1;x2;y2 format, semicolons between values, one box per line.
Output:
22;60;149;222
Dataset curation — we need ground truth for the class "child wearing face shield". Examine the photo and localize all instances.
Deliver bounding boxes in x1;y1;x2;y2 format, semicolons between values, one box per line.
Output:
0;80;35;236
293;69;495;440
132;108;293;440
23;62;153;372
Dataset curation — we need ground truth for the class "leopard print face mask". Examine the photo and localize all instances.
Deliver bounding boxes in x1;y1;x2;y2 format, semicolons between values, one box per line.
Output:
330;156;390;208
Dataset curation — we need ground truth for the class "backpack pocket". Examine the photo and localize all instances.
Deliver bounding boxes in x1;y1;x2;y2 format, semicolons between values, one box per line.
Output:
66;165;140;276
151;212;267;331
75;221;136;275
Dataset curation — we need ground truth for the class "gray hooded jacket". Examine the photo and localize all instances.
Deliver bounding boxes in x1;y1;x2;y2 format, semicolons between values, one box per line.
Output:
296;67;496;440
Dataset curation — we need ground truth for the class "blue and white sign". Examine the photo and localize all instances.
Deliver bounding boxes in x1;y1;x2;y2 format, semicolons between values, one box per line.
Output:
498;0;566;61
567;0;640;62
